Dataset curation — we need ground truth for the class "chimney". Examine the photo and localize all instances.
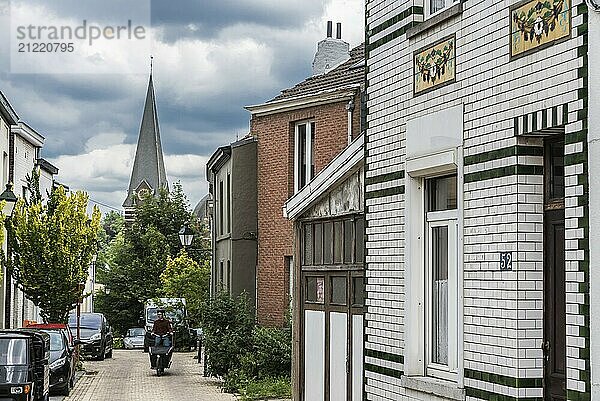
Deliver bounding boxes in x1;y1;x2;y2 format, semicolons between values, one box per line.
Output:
312;21;350;76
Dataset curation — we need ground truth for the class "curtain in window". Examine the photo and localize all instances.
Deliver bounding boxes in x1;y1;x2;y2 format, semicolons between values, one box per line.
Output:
430;0;445;14
432;226;448;365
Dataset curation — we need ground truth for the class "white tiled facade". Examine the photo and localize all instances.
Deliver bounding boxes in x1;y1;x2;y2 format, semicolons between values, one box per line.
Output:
364;0;590;399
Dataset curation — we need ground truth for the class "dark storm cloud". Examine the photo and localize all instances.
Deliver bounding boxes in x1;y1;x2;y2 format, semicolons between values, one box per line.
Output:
151;0;326;41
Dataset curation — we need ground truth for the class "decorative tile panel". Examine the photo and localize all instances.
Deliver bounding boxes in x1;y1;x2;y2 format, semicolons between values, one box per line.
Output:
414;35;456;96
510;0;571;58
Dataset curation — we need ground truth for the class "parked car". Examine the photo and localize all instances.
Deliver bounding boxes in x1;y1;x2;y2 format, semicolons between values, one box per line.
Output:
68;313;113;360
0;329;50;401
123;328;145;349
24;324;76;396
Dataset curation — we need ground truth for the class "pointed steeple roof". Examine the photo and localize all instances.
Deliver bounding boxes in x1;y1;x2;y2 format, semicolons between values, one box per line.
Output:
123;70;168;208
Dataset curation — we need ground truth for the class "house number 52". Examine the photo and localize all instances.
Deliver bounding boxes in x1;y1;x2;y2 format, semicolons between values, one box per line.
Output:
500;252;513;271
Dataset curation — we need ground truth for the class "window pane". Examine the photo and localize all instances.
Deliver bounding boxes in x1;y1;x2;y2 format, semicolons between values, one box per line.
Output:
428;175;457;211
344;220;353;263
314;223;323;265
550;141;564;199
299;123;307;188
355;217;364;263
324;222;333;264
431;226;448;365
310;122;315;180
430;0;445;14
303;224;313;265
353;277;365;306
306;277;324;304
334;221;343;264
331;276;347;305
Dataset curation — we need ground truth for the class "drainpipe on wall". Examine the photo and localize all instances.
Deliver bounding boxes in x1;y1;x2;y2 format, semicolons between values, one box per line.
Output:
346;98;355;145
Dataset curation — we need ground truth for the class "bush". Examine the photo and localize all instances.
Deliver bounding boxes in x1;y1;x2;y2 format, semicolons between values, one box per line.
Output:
202;291;254;378
202;291;292;399
240;326;291;379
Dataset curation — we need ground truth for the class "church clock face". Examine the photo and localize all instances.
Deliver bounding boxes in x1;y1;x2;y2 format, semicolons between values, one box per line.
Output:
137;188;150;200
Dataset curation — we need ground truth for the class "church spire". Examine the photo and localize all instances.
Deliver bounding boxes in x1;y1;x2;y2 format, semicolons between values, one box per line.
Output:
123;61;168;219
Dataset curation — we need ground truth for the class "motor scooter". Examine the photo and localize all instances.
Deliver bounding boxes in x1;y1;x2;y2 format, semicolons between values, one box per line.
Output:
149;333;174;376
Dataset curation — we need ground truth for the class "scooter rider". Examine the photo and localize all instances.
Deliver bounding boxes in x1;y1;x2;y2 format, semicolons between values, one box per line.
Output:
152;309;173;347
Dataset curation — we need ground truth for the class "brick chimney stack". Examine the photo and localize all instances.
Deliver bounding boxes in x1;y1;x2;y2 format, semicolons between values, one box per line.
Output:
312;21;350;76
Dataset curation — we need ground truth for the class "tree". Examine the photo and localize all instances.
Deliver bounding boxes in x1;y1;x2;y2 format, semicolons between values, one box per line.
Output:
7;186;101;323
161;249;210;327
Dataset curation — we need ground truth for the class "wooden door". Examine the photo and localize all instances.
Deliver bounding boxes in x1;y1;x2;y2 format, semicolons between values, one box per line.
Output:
543;138;565;401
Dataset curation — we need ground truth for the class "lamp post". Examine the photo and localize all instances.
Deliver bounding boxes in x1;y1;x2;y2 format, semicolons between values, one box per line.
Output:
90;253;97;312
1;183;18;329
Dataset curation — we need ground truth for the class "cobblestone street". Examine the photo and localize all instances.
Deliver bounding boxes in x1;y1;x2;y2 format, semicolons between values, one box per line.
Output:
59;350;236;401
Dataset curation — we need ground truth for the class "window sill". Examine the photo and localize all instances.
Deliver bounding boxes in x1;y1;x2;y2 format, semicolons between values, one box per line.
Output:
401;376;465;401
406;2;463;39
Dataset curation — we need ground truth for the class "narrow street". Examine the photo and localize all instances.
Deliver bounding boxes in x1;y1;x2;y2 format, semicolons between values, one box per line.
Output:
56;350;236;401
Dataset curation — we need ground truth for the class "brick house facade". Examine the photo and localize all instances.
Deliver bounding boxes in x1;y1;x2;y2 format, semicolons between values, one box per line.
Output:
246;44;365;326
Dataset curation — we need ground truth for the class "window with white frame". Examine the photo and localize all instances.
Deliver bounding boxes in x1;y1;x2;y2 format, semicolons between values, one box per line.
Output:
294;121;315;193
425;175;458;380
427;0;459;17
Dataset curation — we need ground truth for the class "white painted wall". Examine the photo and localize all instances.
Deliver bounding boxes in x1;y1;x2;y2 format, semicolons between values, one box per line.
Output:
588;6;600;400
329;312;347;401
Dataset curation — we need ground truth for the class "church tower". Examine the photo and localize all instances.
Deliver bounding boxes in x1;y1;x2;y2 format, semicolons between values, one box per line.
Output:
123;63;168;222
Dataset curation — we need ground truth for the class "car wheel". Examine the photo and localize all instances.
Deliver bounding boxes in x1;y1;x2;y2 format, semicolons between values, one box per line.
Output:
98;351;105;361
107;348;113;358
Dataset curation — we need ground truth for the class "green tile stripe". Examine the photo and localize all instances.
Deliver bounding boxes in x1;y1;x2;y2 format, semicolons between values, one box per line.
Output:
366;21;418;54
365;348;404;364
368;6;424;37
365;185;405;199
464;145;543;166
364;363;403;379
464;369;542;388
463;164;543;183
365;170;405;186
465;387;542;401
566;3;590;398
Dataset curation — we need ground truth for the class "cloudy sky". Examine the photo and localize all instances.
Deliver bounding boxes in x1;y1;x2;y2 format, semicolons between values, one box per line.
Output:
0;0;364;214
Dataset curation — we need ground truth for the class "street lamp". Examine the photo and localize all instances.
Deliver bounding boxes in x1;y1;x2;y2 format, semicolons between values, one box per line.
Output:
1;183;17;329
178;223;194;247
0;183;17;217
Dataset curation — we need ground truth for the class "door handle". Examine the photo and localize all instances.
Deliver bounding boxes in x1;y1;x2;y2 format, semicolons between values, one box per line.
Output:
541;340;550;361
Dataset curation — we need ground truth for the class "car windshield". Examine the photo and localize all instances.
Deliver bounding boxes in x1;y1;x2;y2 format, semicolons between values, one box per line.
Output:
128;328;145;337
68;314;101;329
0;339;28;365
146;308;179;323
47;331;64;351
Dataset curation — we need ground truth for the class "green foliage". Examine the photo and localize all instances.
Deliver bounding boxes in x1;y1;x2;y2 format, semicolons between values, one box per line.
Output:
202;291;254;378
203;292;291;399
161;249;210;328
95;181;209;336
95;226;170;335
112;337;124;349
237;377;291;401
8;185;101;323
241;326;292;380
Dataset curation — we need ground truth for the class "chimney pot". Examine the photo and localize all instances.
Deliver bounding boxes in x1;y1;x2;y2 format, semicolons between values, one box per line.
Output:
336;23;342;39
327;21;333;37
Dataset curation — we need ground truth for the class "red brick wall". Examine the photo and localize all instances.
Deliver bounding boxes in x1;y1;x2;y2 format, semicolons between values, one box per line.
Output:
251;95;362;326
